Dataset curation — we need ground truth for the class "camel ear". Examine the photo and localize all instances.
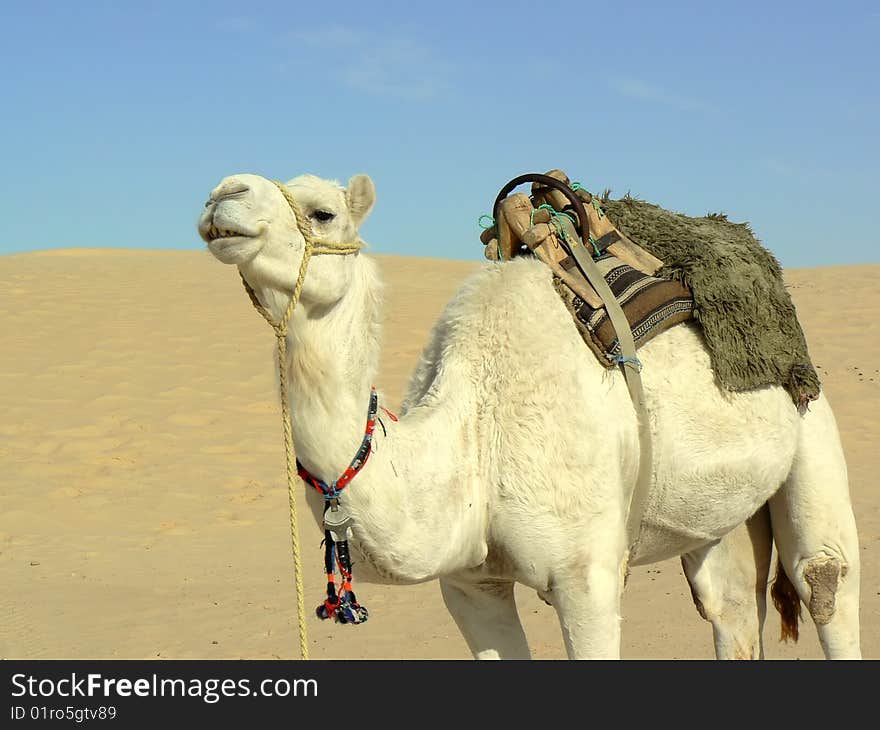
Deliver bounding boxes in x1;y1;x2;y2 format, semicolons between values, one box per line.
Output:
346;174;376;226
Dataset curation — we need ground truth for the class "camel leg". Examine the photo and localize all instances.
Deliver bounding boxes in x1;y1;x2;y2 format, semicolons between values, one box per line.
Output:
681;505;772;659
545;558;625;659
440;578;531;659
769;395;861;659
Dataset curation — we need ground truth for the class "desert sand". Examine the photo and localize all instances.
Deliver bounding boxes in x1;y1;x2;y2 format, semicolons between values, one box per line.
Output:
1;248;877;660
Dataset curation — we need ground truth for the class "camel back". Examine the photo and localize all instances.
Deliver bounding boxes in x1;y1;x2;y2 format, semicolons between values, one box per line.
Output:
480;170;820;409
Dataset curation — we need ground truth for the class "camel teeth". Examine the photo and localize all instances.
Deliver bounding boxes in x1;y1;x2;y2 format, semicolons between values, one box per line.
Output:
210;227;241;239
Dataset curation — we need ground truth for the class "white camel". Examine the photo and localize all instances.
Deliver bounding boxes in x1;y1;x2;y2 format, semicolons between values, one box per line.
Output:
197;172;861;659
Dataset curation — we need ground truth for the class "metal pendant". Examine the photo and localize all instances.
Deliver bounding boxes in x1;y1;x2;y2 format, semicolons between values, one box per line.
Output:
324;498;354;542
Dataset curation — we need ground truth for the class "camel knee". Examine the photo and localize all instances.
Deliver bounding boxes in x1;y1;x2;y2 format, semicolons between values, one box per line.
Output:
774;549;861;659
800;554;848;625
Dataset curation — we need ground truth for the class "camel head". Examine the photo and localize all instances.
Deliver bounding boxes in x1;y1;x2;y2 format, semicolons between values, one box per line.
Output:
198;173;376;313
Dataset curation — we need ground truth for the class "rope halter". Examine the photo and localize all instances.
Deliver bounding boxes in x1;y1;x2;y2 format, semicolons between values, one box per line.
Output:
239;180;364;339
238;178;364;661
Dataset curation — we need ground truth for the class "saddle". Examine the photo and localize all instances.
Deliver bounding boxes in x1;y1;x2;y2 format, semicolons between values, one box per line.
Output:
480;170;694;367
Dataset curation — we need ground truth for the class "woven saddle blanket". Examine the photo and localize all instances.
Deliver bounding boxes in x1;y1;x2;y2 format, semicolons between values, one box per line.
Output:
552;254;694;366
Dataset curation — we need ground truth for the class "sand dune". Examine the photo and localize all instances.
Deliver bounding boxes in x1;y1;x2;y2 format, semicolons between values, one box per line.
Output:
1;249;877;659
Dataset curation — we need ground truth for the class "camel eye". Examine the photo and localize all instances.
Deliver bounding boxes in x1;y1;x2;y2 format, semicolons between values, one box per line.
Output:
313;210;335;222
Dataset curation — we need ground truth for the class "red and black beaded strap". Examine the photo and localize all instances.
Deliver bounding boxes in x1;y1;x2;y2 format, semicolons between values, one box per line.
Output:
296;388;380;500
295;389;384;624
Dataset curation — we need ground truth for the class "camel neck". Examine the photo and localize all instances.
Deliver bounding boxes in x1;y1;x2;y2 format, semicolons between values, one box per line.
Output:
284;256;381;483
255;254;485;583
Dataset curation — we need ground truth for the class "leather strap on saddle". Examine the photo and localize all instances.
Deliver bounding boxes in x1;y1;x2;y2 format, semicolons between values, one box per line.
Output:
564;233;652;555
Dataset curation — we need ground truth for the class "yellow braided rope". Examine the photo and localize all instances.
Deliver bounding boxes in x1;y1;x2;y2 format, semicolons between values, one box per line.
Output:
239;180;363;661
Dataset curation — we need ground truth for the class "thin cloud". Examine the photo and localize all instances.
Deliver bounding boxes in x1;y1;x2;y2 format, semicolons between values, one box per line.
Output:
291;27;451;101
609;77;715;114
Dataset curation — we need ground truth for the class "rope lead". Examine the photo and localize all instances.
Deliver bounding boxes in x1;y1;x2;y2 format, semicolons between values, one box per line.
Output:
239;180;365;660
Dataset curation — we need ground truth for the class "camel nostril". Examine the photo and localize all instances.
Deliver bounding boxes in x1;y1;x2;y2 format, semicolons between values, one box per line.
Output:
210;182;250;203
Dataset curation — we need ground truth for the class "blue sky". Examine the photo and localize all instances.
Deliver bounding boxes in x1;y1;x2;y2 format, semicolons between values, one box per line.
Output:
2;0;877;268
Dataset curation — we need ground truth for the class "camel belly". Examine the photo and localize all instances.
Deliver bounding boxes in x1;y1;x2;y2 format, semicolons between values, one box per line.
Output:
629;325;801;564
631;471;786;565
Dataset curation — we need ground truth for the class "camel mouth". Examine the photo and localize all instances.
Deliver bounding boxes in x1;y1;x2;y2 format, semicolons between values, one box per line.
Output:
202;224;254;243
204;228;264;265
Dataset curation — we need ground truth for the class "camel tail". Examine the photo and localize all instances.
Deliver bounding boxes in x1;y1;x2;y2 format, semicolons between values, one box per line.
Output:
770;557;802;643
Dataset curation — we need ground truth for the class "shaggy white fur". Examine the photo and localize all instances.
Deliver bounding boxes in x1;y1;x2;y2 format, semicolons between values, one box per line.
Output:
198;173;861;659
